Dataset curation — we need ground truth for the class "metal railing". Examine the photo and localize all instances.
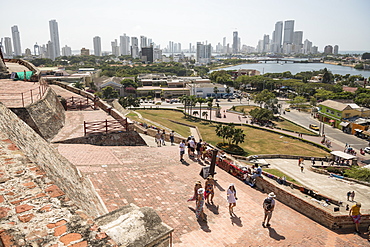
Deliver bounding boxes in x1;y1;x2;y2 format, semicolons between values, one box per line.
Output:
0;82;48;108
66;96;96;111
83;119;128;136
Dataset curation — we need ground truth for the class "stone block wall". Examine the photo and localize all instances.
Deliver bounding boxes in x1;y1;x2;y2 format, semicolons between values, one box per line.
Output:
255;177;370;230
10;87;65;141
0;103;106;217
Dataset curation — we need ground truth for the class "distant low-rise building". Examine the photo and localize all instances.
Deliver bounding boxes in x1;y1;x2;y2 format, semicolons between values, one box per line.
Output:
187;83;234;98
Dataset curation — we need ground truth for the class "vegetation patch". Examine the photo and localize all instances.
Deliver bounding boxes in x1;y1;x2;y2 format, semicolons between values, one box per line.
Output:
216;142;246;155
264;168;302;186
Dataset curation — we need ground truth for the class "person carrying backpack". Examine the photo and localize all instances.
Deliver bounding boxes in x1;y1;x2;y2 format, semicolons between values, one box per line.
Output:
262;192;276;227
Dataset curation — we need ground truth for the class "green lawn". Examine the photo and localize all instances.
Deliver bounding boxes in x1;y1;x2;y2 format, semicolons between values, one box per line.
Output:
136;109;328;157
232;105;315;135
264;168;302;186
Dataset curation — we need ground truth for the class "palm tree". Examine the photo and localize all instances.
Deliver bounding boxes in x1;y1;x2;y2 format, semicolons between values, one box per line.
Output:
207;97;214;123
188;95;197;116
213;87;219;101
179;95;189;118
202;111;208;119
226;86;231;95
232;128;246;145
197;97;207;119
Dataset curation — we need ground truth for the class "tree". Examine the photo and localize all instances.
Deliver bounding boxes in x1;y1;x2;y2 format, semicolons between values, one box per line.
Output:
249;108;274;122
120;79;138;89
102;86;119;99
197;97;207;119
226;86;231;95
207;98;214;123
188;95;197;116
254;89;276;108
322;68;333;83
119;95;140;109
73;81;84;89
202;111;208;119
213;87;219;101
179;95;189;117
232;128;246;145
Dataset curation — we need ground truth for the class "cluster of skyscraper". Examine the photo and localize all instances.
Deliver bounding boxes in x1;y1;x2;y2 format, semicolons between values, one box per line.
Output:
255;20;338;55
1;19;341;63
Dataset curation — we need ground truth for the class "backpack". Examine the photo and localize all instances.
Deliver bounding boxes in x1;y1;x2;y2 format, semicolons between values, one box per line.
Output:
263;198;273;210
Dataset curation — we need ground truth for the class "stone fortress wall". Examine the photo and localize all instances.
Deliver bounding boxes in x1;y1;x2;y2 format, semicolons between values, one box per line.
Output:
0;103;106;217
10;87;65;141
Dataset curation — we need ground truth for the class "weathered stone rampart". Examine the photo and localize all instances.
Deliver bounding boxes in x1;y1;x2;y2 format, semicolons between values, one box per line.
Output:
0;103;106;217
10;87;65;141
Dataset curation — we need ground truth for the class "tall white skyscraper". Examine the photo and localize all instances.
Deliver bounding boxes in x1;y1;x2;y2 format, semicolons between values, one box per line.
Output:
47;41;55;60
140;36;147;48
120;34;130;55
131;37;139;58
272;21;283;53
263;34;270;53
232;31;238;54
11;25;22;56
293;31;303;53
93;36;102;56
4;37;13;58
196;42;212;64
283;20;295;45
49;20;61;58
334;45;339;55
111;39;119;57
61;45;72;56
303;39;312;54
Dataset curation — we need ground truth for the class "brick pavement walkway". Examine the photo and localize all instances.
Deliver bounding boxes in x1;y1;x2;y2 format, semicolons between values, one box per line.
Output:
56;144;369;246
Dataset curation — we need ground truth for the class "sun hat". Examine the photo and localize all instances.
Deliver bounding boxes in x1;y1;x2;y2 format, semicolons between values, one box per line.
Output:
198;188;205;194
195;181;202;185
356;202;361;207
268;192;276;198
207;175;213;179
229;183;234;187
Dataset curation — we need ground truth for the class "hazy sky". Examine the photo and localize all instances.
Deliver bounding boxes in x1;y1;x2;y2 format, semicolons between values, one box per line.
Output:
1;0;369;53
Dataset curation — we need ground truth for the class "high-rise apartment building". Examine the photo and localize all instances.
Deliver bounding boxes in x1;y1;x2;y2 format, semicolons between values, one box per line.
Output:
140;36;147;48
303;39;312;54
93;36;102;56
111;39;119;57
223;37;226;53
141;47;154;63
4;37;13;58
49;20;61;58
61;45;72;56
47;41;55;60
232;31;238;54
131;37;139;58
196;42;212;64
272;21;283;53
263;34;270;53
324;45;333;54
11;25;22;56
120;34;130;55
334;45;339;55
293;31;303;53
283;20;295;45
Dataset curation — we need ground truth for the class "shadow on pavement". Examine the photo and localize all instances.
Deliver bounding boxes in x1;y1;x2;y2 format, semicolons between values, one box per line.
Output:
268;227;285;241
206;203;219;215
214;180;225;192
181;160;190;166
230;214;243;227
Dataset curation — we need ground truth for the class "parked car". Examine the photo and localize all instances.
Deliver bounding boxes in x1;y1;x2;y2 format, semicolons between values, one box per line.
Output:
309;124;319;130
285;108;291;112
364;147;370;153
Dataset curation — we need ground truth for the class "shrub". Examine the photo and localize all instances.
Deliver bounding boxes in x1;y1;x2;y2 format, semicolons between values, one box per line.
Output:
344;167;370;182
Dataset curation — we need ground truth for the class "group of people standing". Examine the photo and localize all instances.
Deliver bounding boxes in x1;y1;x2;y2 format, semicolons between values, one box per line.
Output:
179;136;208;162
187;175;277;228
155;129;175;147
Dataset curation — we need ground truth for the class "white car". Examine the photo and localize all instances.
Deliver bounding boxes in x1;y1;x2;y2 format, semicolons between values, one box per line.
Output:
365;147;370;153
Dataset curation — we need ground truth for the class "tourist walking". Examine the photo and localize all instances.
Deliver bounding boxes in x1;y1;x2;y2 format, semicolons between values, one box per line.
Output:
188;181;202;204
196;139;203;161
347;191;351;201
227;184;237;216
349;202;362;234
204;175;215;204
300;163;304;173
262;192;276;227
350;191;355;201
161;130;166;146
195;188;206;221
179;140;185;162
170;130;175;145
155;130;161;147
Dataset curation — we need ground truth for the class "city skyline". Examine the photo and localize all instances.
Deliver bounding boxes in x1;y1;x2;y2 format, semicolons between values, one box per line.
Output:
1;0;369;54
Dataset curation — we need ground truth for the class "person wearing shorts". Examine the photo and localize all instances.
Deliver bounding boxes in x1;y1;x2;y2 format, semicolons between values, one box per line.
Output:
349;202;362;234
179;140;185;162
